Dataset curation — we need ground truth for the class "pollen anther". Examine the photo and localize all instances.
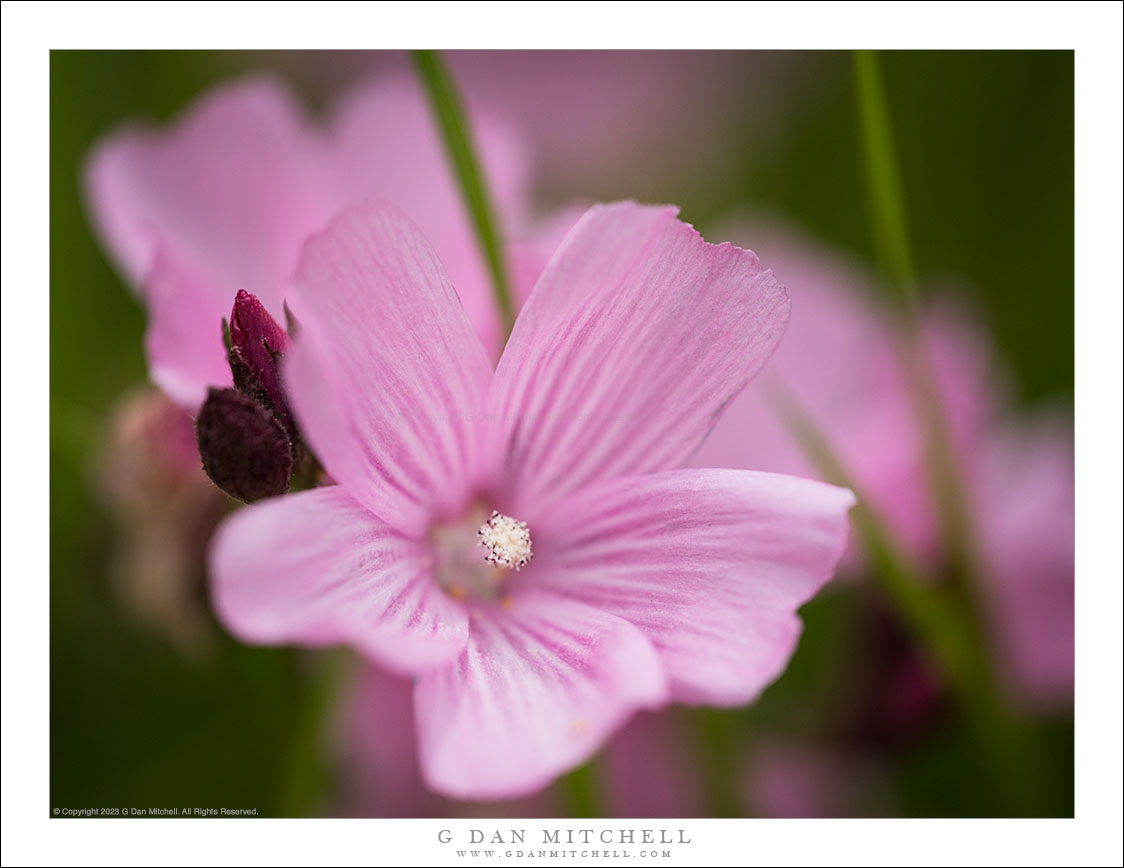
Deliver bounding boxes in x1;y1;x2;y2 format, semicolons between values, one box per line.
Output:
478;510;533;571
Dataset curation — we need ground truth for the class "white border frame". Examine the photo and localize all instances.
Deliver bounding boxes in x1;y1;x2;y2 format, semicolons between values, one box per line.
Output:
4;2;1121;865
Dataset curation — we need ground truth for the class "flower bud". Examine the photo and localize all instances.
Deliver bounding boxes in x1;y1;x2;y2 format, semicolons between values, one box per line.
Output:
228;289;293;434
196;387;293;502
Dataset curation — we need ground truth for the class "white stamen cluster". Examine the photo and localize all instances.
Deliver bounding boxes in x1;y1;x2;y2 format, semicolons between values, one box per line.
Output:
477;510;533;570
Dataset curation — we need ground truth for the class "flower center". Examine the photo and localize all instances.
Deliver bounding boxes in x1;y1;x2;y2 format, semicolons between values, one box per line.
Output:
430;505;533;601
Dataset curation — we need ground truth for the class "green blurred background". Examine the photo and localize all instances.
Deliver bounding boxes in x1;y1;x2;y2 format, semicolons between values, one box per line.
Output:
50;50;1073;817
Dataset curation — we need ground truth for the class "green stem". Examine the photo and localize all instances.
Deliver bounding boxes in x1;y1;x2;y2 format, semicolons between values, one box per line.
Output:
692;708;744;817
853;50;917;308
412;50;516;338
559;757;604;818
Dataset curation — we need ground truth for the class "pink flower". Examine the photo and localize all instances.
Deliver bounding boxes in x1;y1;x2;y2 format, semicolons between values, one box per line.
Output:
210;201;855;799
84;75;530;408
696;218;1073;708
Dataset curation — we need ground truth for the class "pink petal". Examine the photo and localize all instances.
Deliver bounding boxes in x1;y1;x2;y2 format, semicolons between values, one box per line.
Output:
414;591;667;800
284;203;493;535
143;251;233;407
485;202;789;518
328;77;530;358
209;486;468;675
505;204;587;313
531;469;855;706
84;76;327;294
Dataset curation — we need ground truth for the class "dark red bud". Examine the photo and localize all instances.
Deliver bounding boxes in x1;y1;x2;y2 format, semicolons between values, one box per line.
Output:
196;388;292;503
228;290;293;433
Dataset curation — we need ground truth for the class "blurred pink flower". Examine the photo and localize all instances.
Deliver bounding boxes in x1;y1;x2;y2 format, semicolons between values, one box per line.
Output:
85;74;530;408
210;201;854;799
973;411;1074;709
100;388;227;654
335;666;445;818
443;51;798;204
102;388;206;504
743;740;893;818
696;217;1073;709
600;709;707;818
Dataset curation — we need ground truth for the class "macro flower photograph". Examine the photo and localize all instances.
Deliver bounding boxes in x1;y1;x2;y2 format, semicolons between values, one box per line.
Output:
5;9;1121;864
